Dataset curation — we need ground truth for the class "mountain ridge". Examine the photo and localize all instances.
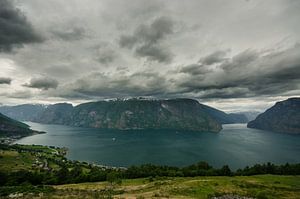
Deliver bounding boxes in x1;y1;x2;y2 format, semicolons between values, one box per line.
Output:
0;98;248;125
247;98;300;134
33;98;222;132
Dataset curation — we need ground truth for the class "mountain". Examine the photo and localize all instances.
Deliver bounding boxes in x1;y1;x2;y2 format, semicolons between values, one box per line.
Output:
236;111;261;121
33;103;73;124
0;113;40;138
0;104;46;121
0;99;247;126
34;99;222;133
198;104;248;124
247;98;300;134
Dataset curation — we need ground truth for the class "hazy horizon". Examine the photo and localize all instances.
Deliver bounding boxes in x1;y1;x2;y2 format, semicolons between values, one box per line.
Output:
0;0;299;112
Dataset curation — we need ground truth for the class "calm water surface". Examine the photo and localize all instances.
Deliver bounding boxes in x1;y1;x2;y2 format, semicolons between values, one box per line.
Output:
16;122;300;169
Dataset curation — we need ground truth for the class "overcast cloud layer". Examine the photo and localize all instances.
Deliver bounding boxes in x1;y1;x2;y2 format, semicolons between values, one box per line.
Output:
0;0;299;112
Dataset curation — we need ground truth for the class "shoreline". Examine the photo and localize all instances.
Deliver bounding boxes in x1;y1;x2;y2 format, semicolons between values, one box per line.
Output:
0;130;46;145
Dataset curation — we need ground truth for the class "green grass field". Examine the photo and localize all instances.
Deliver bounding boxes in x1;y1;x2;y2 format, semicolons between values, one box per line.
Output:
0;150;36;171
0;144;64;172
50;175;300;199
1;175;299;198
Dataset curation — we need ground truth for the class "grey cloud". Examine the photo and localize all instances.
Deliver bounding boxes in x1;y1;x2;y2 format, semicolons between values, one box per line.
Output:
0;0;299;109
0;90;32;99
68;71;168;98
119;35;138;49
178;45;300;98
0;0;42;52
23;77;59;90
135;16;174;43
197;87;250;99
0;77;12;84
199;50;229;65
51;27;86;41
119;16;174;62
221;49;259;70
44;65;76;79
93;44;117;64
97;51;115;64
135;44;172;63
57;44;300;101
180;64;211;75
8;90;32;99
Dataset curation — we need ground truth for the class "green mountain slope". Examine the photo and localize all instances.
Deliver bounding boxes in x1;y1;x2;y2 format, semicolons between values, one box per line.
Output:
0;113;33;137
34;98;222;133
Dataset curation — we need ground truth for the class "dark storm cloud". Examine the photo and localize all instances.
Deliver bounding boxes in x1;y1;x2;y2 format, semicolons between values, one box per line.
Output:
68;71;168;98
23;77;58;90
221;49;259;70
56;44;300;101
178;45;300;98
180;64;211;75
199;50;229;65
119;16;174;62
197;88;250;99
0;0;299;109
93;43;117;64
97;50;116;64
0;77;11;84
0;0;42;52
51;27;86;41
135;44;172;63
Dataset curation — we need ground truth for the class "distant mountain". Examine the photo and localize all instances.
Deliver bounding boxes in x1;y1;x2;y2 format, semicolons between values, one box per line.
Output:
247;98;300;134
0;104;46;121
33;99;222;133
0;113;40;138
236;111;261;121
199;104;248;124
1;98;249;132
33;103;73;124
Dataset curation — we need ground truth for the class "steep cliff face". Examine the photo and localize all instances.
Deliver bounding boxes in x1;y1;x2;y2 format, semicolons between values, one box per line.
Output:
0;113;35;137
247;98;300;134
34;99;222;133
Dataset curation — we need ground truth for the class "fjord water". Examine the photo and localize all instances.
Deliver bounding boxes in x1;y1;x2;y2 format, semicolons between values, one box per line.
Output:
16;122;300;169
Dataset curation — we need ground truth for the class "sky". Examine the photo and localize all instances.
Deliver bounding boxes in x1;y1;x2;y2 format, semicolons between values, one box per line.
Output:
0;0;299;112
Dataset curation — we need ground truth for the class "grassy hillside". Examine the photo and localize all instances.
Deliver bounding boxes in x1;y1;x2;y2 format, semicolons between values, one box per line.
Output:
0;175;298;198
0;144;66;172
53;175;300;199
0;113;33;138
